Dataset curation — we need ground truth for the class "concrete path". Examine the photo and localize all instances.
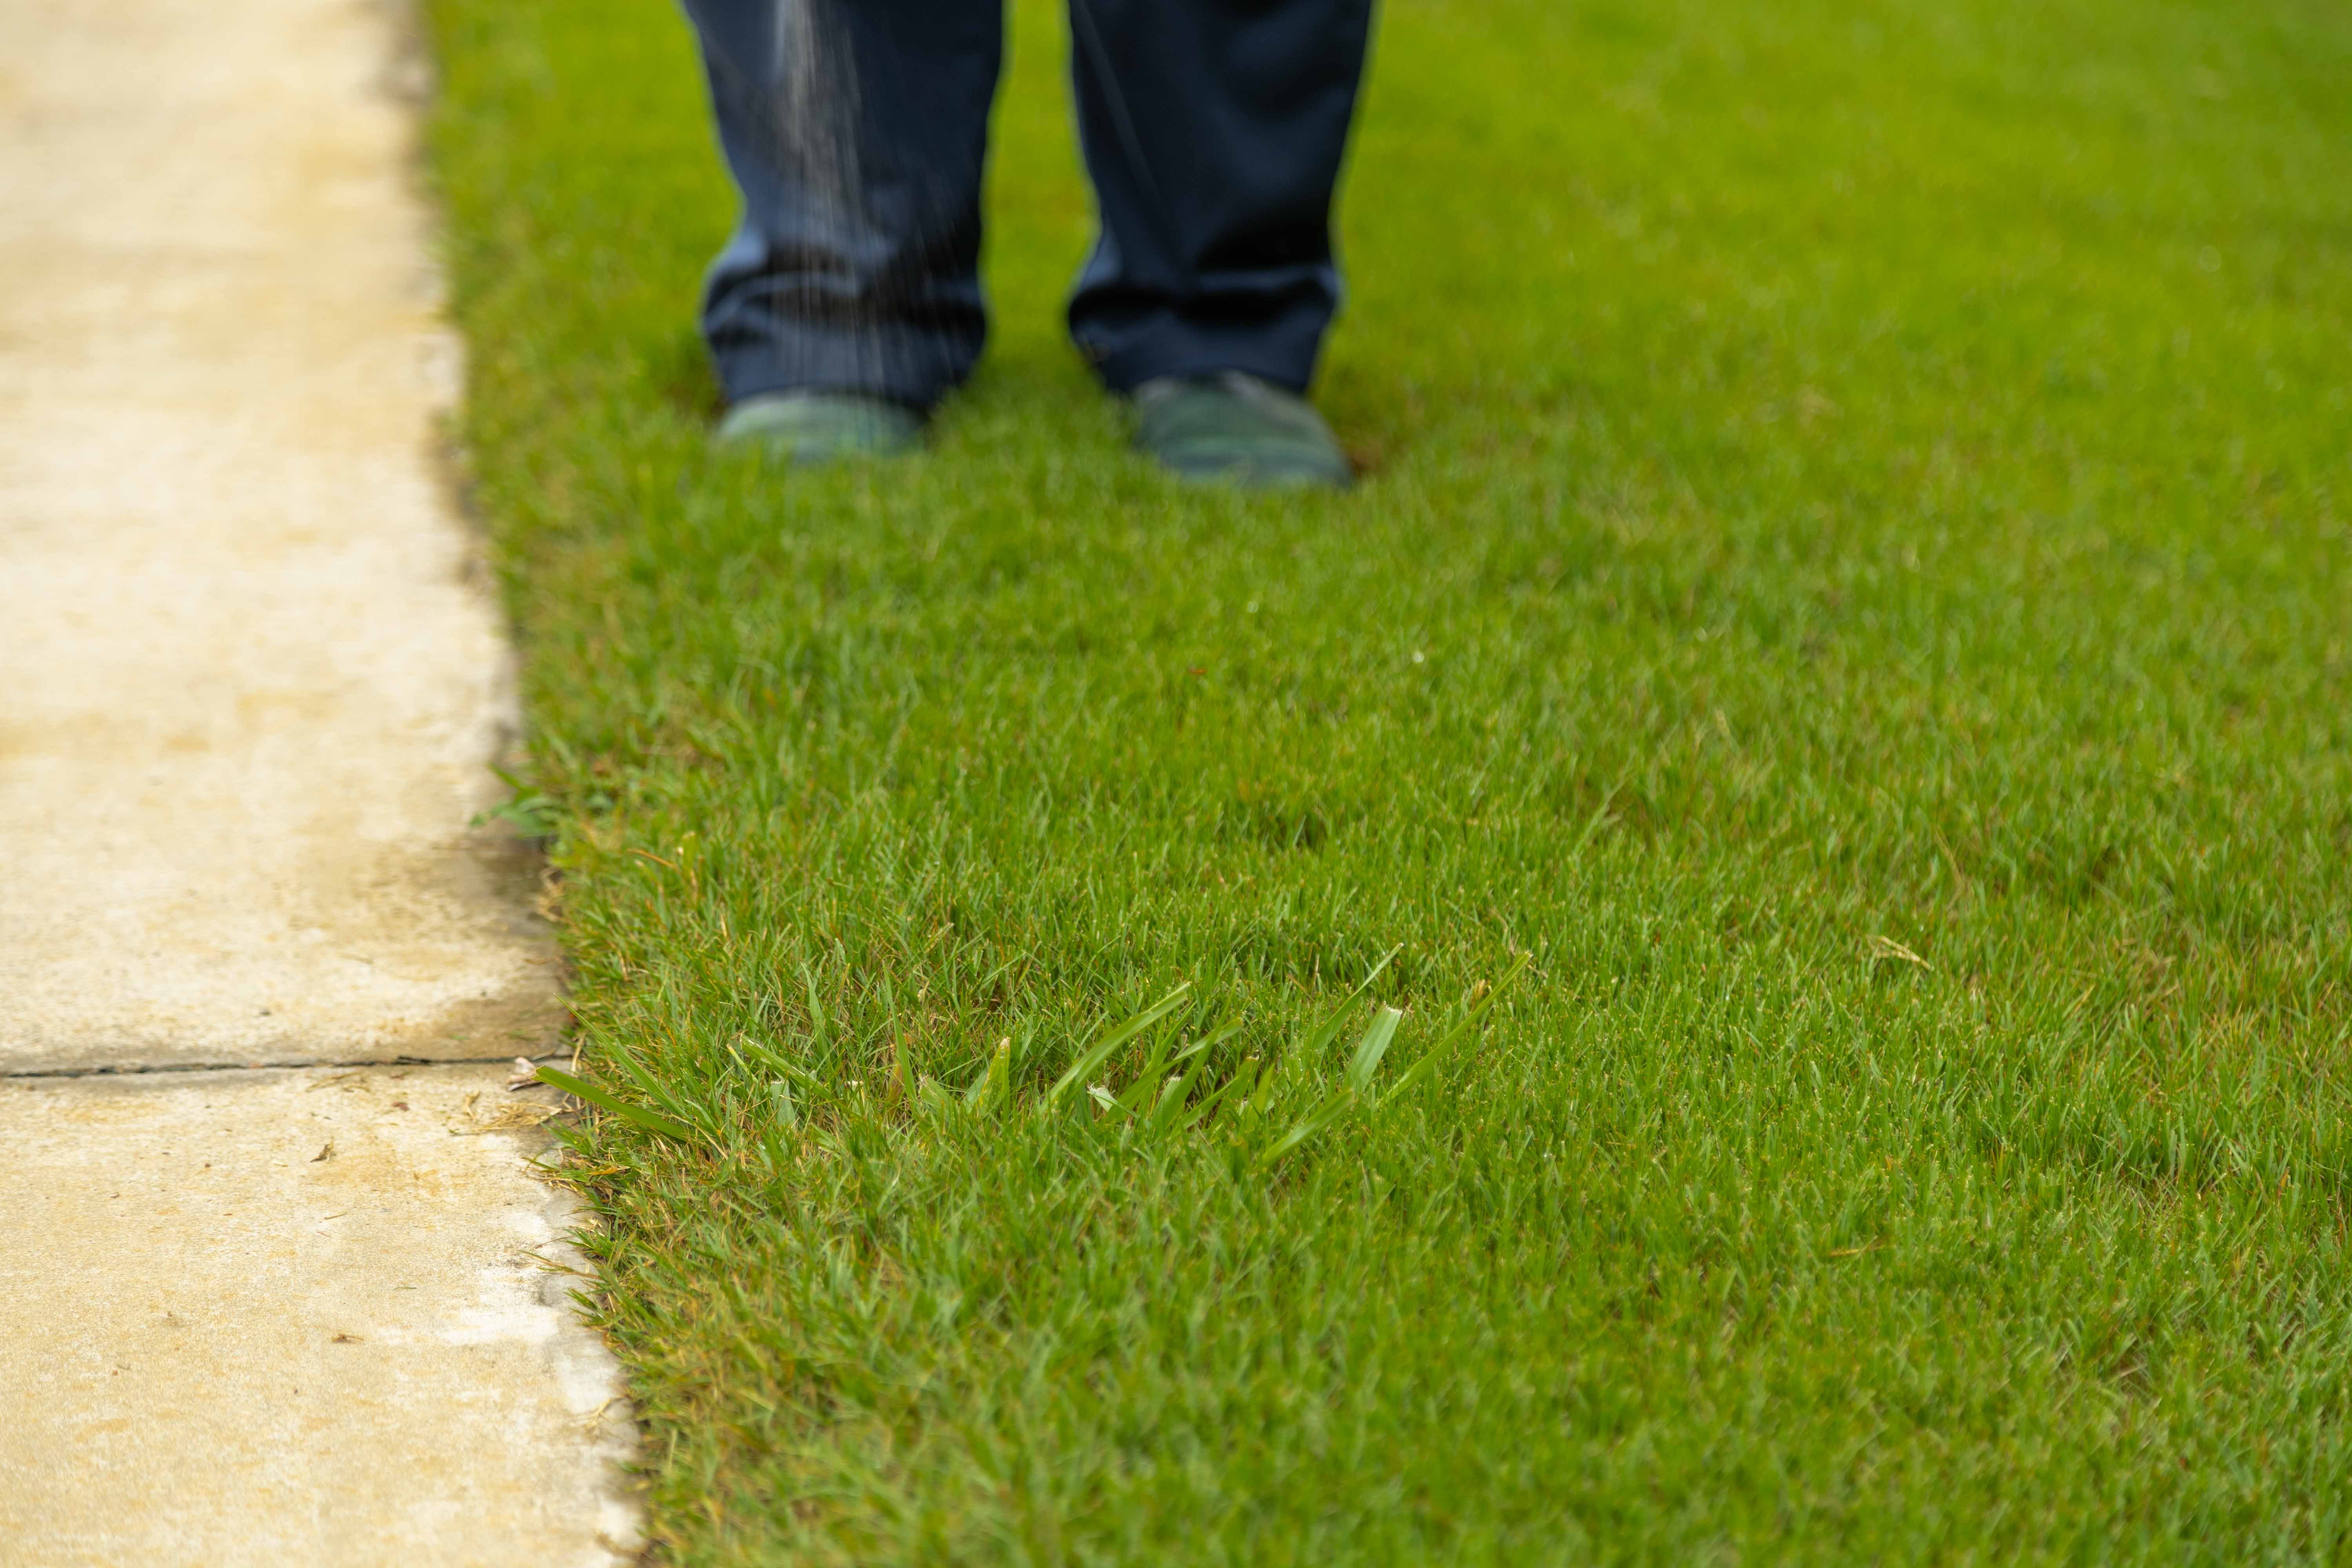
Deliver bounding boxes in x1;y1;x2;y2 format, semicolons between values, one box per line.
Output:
1;1067;640;1564
0;0;642;1560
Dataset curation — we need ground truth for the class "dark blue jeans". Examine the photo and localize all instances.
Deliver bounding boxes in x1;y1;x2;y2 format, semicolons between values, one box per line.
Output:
680;0;1375;411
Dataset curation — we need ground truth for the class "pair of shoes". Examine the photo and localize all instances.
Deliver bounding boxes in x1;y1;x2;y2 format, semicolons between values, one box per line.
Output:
717;372;1352;490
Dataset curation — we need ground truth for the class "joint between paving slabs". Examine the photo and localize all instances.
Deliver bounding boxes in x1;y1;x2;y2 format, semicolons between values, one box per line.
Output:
2;1052;575;1082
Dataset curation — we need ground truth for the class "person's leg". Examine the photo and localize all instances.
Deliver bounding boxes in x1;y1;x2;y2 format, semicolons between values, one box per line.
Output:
681;0;1003;414
1063;0;1374;396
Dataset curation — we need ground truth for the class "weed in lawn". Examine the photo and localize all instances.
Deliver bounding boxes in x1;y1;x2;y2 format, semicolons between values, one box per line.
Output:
470;764;562;839
595;948;1528;1174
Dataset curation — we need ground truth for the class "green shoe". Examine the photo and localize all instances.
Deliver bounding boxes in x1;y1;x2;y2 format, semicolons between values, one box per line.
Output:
715;390;924;463
1131;371;1354;489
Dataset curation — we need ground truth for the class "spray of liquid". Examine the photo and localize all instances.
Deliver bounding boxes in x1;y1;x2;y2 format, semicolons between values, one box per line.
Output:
765;0;886;392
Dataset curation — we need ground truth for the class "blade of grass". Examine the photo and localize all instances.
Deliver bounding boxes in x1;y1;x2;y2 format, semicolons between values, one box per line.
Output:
1252;1091;1359;1172
1377;952;1533;1109
965;1035;1013;1109
1346;1006;1406;1096
536;1064;700;1143
1289;946;1402;1071
1045;983;1193;1110
1183;1052;1263;1132
1146;1042;1218;1137
599;1041;709;1134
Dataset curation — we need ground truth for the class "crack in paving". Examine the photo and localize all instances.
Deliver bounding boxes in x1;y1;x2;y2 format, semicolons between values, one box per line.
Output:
5;1053;575;1083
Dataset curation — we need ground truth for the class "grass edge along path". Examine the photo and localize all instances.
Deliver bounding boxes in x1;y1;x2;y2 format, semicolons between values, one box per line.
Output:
429;0;2352;1560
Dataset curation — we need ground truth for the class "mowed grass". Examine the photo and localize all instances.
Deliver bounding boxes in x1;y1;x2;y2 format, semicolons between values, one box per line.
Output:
428;0;2352;1560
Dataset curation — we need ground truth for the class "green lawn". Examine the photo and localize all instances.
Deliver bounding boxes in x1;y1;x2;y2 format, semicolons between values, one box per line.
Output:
428;0;2352;1559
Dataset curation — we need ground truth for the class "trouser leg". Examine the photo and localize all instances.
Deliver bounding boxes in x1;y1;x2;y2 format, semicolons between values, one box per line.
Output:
1064;0;1375;394
680;0;1003;410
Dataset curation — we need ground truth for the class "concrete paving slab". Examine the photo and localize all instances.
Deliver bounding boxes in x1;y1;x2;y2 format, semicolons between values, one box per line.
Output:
0;0;564;1073
0;1064;642;1566
0;0;646;1557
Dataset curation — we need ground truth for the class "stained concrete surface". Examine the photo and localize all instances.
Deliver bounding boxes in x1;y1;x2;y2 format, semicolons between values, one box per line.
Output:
0;0;644;1558
0;1066;641;1566
0;0;564;1074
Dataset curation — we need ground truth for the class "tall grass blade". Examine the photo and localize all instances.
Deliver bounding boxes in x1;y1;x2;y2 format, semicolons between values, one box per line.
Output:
1146;1045;1217;1137
1346;1006;1405;1096
1253;1092;1357;1172
1290;946;1402;1071
535;1064;699;1143
1045;983;1193;1110
965;1035;1013;1110
1377;951;1533;1109
600;1044;708;1134
1185;1052;1263;1131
